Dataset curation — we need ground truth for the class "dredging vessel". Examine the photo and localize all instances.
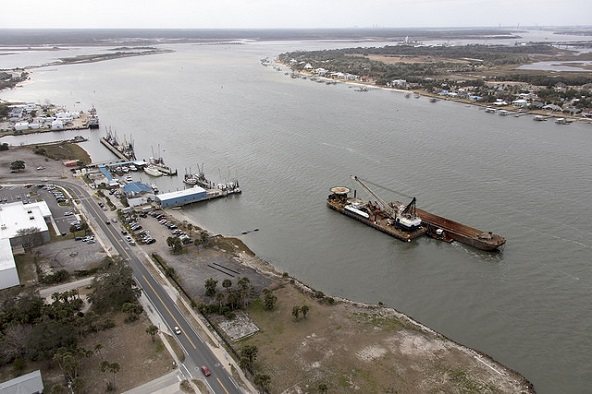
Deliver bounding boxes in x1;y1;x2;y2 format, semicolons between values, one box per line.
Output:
327;177;505;252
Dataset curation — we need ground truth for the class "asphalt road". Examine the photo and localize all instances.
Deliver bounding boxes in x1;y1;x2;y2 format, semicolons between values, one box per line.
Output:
50;180;243;394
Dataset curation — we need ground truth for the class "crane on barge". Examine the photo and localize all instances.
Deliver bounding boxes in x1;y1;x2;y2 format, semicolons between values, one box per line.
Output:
351;176;422;231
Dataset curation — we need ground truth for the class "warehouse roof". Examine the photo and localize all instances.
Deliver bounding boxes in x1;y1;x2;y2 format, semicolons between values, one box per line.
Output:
0;238;15;272
156;186;207;201
0;369;43;394
0;201;49;240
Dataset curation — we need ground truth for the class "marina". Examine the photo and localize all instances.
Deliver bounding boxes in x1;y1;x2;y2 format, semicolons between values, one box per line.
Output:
3;37;592;392
99;128;136;161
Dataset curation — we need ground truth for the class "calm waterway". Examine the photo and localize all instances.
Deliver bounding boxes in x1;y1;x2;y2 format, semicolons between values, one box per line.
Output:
2;38;592;393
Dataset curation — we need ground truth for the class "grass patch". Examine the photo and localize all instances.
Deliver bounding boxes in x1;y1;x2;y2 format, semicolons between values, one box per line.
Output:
448;368;498;393
163;333;185;362
33;143;91;164
352;312;405;331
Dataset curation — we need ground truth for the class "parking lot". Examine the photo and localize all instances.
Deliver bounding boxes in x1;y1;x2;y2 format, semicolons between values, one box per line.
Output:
35;237;107;274
0;183;81;236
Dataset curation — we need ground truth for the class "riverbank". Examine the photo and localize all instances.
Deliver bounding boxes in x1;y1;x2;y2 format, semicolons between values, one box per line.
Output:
160;207;534;392
279;63;592;124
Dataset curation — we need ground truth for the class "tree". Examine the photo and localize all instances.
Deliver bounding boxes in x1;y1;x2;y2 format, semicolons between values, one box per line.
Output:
94;343;103;359
215;292;225;311
254;373;271;393
204;278;218;297
15;227;42;249
239;345;258;371
262;289;277;311
79;221;89;236
222;279;232;292
237;277;251;308
0;143;9;151
301;304;310;319
100;361;120;391
88;260;140;313
10;160;25;172
318;382;328;393
166;237;182;254
146;324;158;342
292;306;300;321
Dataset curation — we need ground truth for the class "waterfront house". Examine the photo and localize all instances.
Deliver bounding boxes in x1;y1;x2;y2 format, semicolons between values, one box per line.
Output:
512;99;529;108
391;79;408;88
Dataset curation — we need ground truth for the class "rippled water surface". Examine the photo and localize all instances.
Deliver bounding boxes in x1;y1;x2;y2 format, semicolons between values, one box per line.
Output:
2;39;592;393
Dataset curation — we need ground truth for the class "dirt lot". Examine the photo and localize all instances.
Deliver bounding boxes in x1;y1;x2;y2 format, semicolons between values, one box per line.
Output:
240;280;532;394
75;313;173;393
0;146;73;181
135;211;272;301
35;238;108;274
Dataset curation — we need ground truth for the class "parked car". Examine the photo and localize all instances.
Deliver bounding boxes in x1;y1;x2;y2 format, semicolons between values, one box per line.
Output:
174;326;181;335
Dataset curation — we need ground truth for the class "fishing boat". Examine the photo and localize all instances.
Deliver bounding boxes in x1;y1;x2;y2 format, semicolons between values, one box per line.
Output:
144;165;163;177
149;145;177;176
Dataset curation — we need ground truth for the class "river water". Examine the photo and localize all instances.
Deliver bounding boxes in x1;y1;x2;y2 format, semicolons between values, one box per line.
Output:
2;38;592;393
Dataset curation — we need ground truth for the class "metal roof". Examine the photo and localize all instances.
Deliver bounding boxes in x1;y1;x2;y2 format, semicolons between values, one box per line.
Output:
123;182;153;195
0;202;49;241
0;370;44;394
156;186;207;202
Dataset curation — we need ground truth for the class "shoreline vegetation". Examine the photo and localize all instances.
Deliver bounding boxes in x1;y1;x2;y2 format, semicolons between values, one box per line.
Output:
160;207;534;392
277;42;592;123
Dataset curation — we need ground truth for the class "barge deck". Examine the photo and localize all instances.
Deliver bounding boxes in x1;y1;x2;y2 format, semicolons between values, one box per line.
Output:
327;184;505;252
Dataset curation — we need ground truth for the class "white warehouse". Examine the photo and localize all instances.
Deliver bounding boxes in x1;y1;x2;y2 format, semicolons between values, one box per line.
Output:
0;238;19;290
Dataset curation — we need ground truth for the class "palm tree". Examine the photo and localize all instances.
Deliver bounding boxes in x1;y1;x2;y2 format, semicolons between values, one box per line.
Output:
301;304;310;319
215;292;225;311
222;279;232;292
292;306;300;321
237;277;251;308
204;278;218;297
146;324;158;342
94;343;103;359
254;374;271;393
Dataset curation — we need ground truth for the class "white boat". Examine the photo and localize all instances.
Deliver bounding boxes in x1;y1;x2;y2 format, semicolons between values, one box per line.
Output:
125;176;133;182
151;184;159;193
129;165;137;171
183;176;198;185
144;165;163;177
533;115;547;121
555;118;569;125
122;166;129;173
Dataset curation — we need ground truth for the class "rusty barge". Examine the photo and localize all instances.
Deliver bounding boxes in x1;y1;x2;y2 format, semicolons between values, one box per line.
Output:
328;177;506;252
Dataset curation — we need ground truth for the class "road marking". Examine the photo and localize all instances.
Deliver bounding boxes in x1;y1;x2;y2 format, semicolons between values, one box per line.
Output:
216;378;230;394
144;279;197;349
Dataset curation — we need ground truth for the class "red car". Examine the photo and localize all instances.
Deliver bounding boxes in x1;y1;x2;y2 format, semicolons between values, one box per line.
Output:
200;365;211;377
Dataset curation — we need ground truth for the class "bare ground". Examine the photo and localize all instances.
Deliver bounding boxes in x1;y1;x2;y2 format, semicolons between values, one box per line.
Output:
240;281;533;394
75;313;174;393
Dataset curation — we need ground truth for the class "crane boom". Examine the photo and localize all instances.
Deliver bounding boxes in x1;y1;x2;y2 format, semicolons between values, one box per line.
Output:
351;176;396;217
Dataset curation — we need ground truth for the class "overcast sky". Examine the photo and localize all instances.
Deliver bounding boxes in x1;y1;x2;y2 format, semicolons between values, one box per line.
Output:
1;0;590;29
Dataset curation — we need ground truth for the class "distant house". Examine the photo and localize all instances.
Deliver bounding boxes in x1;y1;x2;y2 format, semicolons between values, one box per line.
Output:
512;99;529;108
542;104;562;112
314;67;328;76
391;79;408;88
0;370;44;394
554;82;568;93
303;63;313;70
